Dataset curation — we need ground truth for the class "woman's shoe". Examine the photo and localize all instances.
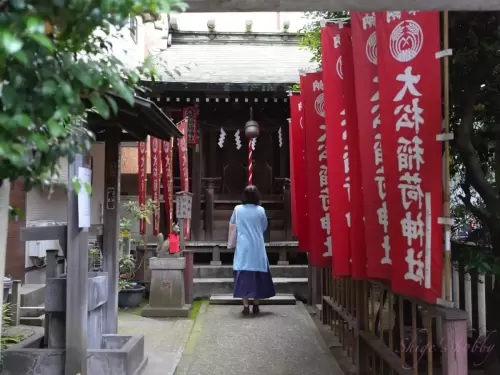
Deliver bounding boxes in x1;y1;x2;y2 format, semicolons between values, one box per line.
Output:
252;305;260;315
242;306;250;316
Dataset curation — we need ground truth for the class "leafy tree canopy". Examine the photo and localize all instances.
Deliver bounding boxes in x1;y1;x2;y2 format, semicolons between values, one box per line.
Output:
0;0;186;190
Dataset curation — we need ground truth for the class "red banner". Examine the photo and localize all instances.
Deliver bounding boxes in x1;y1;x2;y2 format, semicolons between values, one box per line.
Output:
161;140;173;234
321;24;351;277
138;141;147;235
150;137;161;236
288;117;297;237
177;119;190;240
376;11;443;302
289;95;305;244
351;12;392;280
300;72;331;266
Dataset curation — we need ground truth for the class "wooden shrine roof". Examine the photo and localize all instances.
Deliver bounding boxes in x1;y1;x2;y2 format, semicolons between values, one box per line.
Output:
150;31;315;85
88;94;183;142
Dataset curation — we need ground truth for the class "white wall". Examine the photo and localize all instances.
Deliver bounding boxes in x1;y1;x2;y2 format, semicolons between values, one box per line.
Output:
107;16;145;70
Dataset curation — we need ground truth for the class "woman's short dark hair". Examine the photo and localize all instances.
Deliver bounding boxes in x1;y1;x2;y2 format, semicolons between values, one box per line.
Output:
242;185;260;205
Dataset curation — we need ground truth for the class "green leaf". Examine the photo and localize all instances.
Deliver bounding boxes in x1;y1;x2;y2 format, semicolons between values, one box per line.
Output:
13;51;28;65
47;119;64;137
2;32;23;54
42;80;58;95
113;81;135;106
104;95;118;115
26;17;45;34
26;34;54;51
12;114;32;127
89;92;110;119
84;183;93;196
72;177;81;194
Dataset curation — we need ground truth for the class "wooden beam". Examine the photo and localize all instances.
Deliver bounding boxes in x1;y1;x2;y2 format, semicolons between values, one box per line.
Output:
65;154;89;375
183;0;500;12
20;225;67;254
102;137;121;334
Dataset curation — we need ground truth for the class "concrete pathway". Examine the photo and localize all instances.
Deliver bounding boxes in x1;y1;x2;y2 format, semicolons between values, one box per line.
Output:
175;302;344;375
118;311;194;375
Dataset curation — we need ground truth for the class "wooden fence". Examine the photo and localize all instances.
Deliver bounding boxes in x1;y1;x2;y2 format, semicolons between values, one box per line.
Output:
319;267;469;375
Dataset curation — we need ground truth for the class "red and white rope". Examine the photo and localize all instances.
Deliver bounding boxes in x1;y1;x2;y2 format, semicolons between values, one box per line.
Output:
248;139;253;185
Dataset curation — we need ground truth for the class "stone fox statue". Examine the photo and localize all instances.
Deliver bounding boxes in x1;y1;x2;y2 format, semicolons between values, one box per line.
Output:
156;222;181;258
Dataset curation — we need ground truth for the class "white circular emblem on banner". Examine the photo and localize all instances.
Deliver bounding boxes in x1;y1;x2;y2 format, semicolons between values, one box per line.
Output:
389;20;423;63
365;32;377;65
336;56;343;80
314;93;325;118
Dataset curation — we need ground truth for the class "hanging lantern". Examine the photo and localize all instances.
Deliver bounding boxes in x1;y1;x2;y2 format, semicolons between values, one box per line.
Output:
244;107;260;139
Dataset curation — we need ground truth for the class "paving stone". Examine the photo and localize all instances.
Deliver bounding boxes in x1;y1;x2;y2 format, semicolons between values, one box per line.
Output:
176;302;344;375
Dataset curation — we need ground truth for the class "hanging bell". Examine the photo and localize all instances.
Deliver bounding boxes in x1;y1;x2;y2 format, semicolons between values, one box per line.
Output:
244;107;260;139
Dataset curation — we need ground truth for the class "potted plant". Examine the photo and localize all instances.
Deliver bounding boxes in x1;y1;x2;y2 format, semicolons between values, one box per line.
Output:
117;254;145;308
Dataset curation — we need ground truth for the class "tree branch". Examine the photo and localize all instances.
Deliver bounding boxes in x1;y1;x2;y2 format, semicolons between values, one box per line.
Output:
455;85;500;215
459;182;490;225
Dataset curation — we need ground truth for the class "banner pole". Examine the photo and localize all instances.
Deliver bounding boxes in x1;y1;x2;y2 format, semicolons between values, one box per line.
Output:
442;11;452;302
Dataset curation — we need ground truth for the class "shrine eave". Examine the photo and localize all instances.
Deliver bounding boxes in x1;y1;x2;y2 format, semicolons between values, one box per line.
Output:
87;94;183;141
144;81;293;94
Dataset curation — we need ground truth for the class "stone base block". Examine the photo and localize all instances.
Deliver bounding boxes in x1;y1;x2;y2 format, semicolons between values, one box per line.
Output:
1;333;147;375
277;261;290;265
141;304;192;318
210;261;222;266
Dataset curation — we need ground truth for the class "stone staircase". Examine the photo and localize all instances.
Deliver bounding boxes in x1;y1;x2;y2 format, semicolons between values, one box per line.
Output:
193;265;308;301
19;284;46;327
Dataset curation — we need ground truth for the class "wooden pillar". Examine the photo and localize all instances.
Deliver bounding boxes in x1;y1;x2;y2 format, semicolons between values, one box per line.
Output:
191;137;202;241
283;186;292;240
205;183;215;241
439;307;468;375
65;153;89;375
209;130;217;178
102;137;121;334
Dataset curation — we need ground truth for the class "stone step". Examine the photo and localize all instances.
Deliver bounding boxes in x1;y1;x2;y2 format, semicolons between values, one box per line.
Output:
210;294;296;305
194;277;308;301
20;284;45;307
20;315;45;327
20;306;45;318
195;265;307;279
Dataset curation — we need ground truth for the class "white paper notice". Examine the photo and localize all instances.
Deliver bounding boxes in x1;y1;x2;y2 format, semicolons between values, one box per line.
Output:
78;167;92;228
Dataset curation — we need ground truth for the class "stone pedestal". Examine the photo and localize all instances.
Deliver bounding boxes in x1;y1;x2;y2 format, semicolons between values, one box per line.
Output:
142;257;191;318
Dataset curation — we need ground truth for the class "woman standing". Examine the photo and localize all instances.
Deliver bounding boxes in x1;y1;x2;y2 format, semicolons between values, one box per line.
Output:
229;185;276;316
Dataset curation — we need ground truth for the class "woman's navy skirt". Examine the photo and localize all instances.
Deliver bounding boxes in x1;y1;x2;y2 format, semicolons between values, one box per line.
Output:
233;268;276;299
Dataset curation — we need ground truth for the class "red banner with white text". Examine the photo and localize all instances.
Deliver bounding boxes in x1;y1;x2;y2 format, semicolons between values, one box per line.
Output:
150;137;161;236
339;25;368;279
376;11;443;302
289;114;297;238
161;140;173;234
138;141;147;235
292;95;309;251
321;24;351;277
289;95;308;250
177;119;190;240
300;72;331;266
351;12;391;280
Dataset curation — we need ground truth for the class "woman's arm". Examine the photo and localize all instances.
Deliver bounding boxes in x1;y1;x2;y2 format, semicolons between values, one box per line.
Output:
260;206;268;232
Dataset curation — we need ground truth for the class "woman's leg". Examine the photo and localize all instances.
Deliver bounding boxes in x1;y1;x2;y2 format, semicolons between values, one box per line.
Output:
242;298;250;316
252;299;260;314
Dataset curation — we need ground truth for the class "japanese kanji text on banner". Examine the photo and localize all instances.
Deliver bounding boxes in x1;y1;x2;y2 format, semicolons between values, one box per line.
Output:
351;12;392;280
289;95;308;251
300;72;332;266
177;119;191;240
376;11;443;302
138;140;147;235
161;140;173;233
320;24;351;277
150;137;161;236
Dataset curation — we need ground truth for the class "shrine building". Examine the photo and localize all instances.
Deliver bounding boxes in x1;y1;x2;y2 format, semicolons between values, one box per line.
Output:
120;15;314;244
